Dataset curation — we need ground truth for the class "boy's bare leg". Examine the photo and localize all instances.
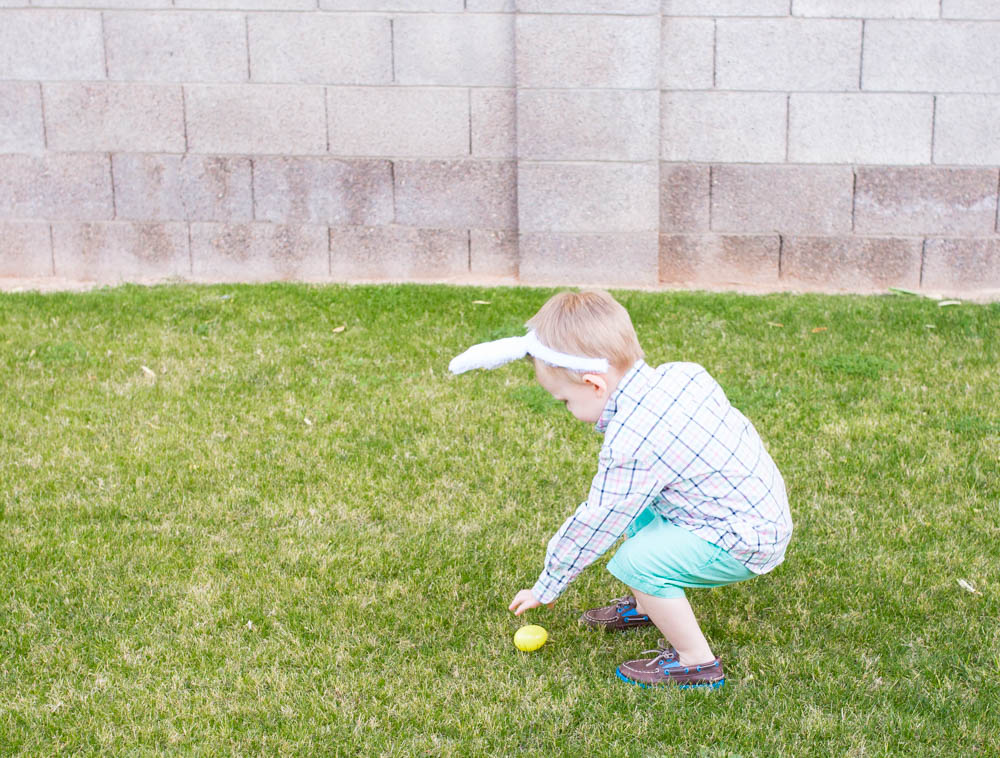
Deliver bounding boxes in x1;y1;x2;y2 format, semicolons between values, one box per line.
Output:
632;589;714;665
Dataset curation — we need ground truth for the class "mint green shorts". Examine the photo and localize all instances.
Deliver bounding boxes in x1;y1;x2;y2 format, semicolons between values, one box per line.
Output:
606;507;755;599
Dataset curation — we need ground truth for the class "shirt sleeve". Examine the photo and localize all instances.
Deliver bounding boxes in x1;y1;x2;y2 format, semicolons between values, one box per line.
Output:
531;448;662;604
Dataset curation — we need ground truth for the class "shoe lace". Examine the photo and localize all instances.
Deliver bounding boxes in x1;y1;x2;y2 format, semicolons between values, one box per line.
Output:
612;596;636;611
638;639;676;667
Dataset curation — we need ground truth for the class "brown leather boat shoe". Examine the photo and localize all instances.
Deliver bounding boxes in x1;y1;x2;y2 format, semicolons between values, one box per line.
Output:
580;595;655;631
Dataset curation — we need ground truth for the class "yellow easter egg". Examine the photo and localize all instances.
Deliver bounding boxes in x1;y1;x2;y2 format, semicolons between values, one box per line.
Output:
513;624;548;652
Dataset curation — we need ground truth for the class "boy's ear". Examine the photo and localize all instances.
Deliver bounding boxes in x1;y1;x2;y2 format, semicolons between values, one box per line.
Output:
582;373;608;394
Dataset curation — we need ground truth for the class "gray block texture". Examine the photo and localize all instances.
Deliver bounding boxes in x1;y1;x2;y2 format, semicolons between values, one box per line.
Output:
661;92;787;163
934;96;1000;165
253;158;393;225
186;85;327;155
248;14;392;84
711;165;855;235
660;235;779;287
105;11;248;82
661;18;715;90
470;229;518;279
0;154;112;221
863;21;1000;92
0;223;52;277
922;238;1000;291
781;236;922;291
43;84;186;153
518;90;658;162
330;226;468;281
793;0;939;18
516;15;659;88
471;89;516;158
519;233;659;287
0;83;44;153
854;167;999;235
662;0;789;14
113;154;254;222
191;223;328;281
394;14;515;87
716;18;862;91
660;164;710;233
394;160;517;230
0;10;104;79
53;222;190;282
943;0;1000;19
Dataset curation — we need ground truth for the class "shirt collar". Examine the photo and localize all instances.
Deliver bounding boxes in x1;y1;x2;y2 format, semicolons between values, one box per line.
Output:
595;359;650;434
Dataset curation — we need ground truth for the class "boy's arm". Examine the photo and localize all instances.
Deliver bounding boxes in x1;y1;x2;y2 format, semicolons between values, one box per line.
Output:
529;450;662;605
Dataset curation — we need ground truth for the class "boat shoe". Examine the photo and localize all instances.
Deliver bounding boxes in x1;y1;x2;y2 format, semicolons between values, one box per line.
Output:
579;595;655;631
616;644;724;690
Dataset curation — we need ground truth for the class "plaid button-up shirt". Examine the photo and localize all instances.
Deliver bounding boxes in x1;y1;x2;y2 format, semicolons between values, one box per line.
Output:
531;359;792;605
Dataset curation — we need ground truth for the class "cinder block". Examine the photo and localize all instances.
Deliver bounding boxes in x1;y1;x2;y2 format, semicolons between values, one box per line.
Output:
394;160;517;230
518;90;658;162
0;10;104;79
661;92;786;163
923;238;1000;292
711;165;854;234
793;0;939;17
0;154;112;221
186;85;326;155
717;18;861;91
329;226;468;281
177;0;314;7
788;93;933;164
394;14;514;87
0;223;52;277
943;0;1000;19
44;83;185;153
863;21;1000;93
470;229;517;279
319;0;462;8
661;17;715;90
781;236;922;292
466;0;514;9
471;88;515;158
518;162;659;234
663;0;788;14
113;154;253;222
327;87;469;158
934;95;1000;165
0;83;44;153
660;164;710;233
519;232;658;287
105;12;247;82
854;167;999;235
35;0;168;6
517;0;658;11
516;15;659;88
52;222;190;283
659;234;779;287
252;157;393;225
249;14;391;85
191;222;328;282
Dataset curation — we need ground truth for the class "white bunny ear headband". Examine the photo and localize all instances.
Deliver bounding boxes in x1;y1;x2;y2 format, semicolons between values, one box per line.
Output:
449;330;609;375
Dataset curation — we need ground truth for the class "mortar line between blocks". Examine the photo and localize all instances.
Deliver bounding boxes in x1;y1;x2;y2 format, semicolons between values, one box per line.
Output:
930;95;937;164
181;87;189;152
245;16;252;81
100;12;110;79
777;234;784;280
108;153;117;220
49;224;56;277
187;223;193;277
919;238;927;287
389;161;397;223
39;82;49;150
851;168;857;232
250;158;257;221
858;19;866;90
467;230;472;272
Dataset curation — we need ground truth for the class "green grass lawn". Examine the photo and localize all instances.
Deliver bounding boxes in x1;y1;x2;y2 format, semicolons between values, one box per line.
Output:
1;283;998;757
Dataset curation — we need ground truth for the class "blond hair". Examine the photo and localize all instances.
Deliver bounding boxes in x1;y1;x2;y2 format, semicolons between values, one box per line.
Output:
525;290;643;382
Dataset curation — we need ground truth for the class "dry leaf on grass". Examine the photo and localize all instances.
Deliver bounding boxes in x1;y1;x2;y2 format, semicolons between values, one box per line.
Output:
938;301;961;307
811;327;828;333
957;579;979;594
141;365;156;378
767;322;783;328
472;300;491;305
332;326;346;333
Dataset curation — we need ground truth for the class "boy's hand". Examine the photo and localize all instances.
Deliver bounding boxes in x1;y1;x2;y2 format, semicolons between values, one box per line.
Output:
509;589;551;616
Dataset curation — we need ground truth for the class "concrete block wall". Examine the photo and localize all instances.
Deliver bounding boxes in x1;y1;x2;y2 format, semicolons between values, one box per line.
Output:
1;1;998;296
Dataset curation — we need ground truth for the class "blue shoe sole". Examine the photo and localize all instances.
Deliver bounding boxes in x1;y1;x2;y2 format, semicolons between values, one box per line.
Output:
616;667;725;690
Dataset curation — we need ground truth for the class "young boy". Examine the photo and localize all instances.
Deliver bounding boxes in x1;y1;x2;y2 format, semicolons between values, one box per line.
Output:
450;290;792;689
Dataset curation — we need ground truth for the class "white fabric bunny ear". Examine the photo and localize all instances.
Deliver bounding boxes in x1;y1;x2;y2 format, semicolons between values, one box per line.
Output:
449;330;609;375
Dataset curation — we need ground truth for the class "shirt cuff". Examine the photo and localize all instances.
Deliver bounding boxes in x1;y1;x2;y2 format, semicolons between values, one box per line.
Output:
531;570;568;605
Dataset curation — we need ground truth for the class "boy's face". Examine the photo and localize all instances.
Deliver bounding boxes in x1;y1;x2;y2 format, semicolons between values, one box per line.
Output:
534;363;612;424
